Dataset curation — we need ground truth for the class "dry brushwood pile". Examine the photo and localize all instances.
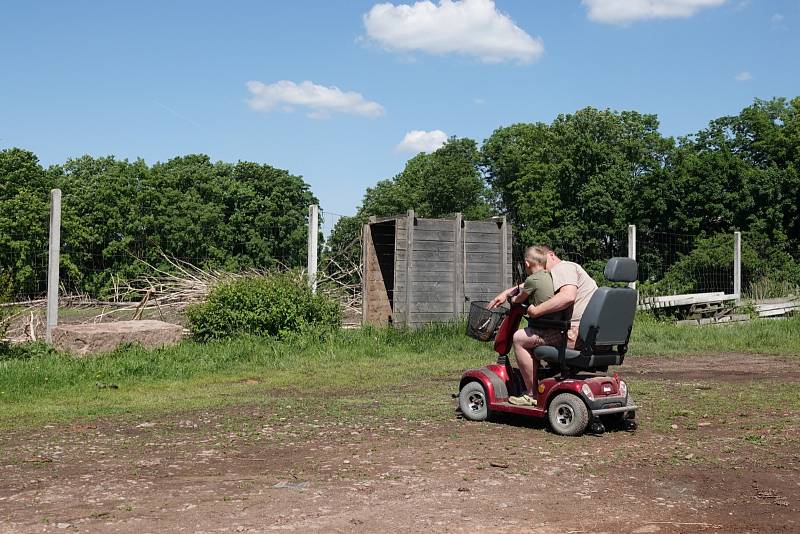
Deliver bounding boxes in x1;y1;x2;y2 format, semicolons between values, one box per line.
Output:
2;249;363;343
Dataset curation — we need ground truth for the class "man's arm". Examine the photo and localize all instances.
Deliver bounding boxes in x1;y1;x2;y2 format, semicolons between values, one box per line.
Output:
488;283;524;308
528;285;577;318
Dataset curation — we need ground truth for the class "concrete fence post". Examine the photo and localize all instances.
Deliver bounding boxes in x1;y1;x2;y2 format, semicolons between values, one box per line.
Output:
627;224;636;290
734;231;742;303
307;204;319;293
45;189;62;344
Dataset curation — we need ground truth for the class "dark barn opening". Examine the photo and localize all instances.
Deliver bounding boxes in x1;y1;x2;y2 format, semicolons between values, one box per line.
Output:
371;220;396;311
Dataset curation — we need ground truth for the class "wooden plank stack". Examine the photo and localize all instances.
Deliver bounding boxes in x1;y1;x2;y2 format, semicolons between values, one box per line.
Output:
754;297;800;318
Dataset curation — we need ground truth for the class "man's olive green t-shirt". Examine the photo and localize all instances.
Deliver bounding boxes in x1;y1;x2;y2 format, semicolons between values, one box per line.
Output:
523;270;554;306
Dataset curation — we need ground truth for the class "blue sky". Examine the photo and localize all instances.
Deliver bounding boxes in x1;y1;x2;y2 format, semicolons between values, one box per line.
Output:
1;0;798;231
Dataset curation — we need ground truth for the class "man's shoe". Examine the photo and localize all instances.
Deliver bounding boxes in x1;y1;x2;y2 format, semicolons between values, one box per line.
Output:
508;394;537;407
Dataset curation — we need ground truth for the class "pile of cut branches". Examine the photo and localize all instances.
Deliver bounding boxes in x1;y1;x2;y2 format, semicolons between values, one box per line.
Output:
2;247;364;340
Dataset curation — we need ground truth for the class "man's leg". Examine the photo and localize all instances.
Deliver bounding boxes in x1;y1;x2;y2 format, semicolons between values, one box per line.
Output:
566;325;579;350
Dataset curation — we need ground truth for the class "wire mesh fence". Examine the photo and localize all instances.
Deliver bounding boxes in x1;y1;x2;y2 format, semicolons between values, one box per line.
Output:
511;226;743;300
319;210;362;327
0;240;49;302
636;231;734;298
0;231;50;341
737;230;800;301
2;206;318;342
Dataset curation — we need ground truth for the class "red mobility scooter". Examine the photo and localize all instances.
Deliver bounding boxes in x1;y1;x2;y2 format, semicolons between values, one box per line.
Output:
457;257;639;436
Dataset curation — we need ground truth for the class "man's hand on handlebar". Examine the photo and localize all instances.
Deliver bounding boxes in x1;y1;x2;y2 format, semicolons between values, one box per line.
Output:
489;286;521;309
488;291;508;309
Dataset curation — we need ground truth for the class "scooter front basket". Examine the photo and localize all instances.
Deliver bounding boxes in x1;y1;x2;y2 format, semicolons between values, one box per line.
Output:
466;301;507;341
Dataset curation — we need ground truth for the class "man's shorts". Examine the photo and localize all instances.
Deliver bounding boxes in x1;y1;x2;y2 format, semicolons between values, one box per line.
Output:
515;327;562;349
515;325;580;351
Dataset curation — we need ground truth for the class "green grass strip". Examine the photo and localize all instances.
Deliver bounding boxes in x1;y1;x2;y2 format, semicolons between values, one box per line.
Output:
630;314;800;357
1;316;798;429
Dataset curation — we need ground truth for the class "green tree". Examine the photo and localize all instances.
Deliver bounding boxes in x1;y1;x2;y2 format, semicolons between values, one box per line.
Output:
327;137;493;274
362;137;492;219
482;108;672;259
659;98;800;285
137;154;229;269
0;148;52;297
55;155;148;295
223;160;317;268
2;149;317;298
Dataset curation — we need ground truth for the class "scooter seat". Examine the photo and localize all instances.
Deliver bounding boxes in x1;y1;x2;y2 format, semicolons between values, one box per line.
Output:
534;345;623;369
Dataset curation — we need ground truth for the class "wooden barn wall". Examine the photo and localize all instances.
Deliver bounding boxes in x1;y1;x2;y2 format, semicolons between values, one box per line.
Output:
370;213;512;328
462;220;513;312
406;218;457;327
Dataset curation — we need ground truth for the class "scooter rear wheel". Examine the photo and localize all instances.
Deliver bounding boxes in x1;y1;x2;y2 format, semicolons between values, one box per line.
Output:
459;381;489;421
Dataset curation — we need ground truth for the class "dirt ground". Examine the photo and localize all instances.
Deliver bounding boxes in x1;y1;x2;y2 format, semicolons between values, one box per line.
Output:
1;353;798;533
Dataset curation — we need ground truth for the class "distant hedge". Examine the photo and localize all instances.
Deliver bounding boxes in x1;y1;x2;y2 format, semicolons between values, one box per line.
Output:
186;272;342;341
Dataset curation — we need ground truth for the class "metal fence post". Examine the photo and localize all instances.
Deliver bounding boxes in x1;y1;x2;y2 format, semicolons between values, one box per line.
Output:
45;189;62;343
627;224;636;290
307;204;319;293
734;231;741;303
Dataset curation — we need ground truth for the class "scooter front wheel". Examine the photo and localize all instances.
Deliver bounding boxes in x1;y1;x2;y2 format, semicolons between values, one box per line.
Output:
459;381;489;422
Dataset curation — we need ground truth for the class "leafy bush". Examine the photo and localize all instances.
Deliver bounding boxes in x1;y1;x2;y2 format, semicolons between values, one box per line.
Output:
186;271;342;341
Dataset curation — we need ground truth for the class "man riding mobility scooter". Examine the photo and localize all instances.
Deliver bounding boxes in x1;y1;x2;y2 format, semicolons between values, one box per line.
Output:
457;257;639;436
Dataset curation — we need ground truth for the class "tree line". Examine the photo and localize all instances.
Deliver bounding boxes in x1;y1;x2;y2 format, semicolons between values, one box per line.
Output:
1;96;798;300
0;152;316;298
330;97;800;295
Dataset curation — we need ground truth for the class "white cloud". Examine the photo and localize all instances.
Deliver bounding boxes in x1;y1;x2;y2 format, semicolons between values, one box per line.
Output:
363;0;544;63
583;0;726;24
396;130;448;153
246;80;385;119
771;13;784;24
735;71;752;82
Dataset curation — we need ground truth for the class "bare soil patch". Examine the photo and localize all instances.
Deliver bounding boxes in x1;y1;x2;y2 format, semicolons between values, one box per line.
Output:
1;353;798;533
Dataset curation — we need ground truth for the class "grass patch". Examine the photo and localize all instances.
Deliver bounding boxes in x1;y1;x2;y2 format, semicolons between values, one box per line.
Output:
0;323;488;429
630;378;800;433
630;313;800;357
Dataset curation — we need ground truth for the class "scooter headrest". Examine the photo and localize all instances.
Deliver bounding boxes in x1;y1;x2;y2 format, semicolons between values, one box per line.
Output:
604;257;638;283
